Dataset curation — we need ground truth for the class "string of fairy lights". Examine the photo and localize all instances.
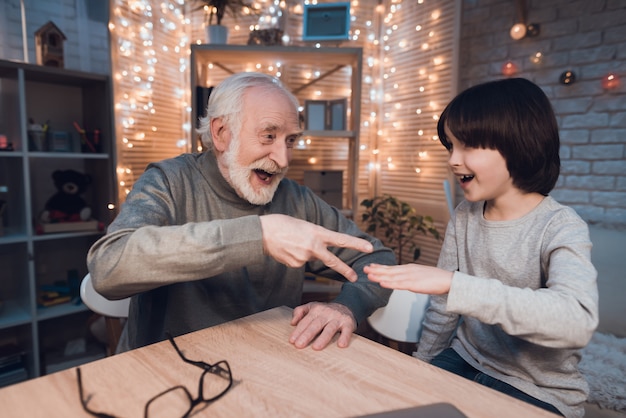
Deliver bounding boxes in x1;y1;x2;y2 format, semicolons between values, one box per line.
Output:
108;0;450;206
109;0;190;203
372;0;448;182
503;8;621;88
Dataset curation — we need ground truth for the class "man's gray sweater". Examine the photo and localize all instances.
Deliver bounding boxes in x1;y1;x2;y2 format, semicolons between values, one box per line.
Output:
88;151;395;350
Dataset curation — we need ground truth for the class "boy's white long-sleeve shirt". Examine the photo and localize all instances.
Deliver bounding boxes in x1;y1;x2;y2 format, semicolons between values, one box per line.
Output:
415;197;598;418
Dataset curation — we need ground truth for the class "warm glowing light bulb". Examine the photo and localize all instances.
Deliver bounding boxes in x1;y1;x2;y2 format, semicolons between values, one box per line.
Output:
510;23;527;40
501;61;518;76
530;52;543;64
602;73;621;90
560;70;576;85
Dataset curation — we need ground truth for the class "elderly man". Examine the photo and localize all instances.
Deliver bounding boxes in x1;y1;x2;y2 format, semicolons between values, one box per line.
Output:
88;72;395;352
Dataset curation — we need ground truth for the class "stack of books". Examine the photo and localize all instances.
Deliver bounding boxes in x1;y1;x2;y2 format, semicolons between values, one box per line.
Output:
36;219;102;234
0;344;28;387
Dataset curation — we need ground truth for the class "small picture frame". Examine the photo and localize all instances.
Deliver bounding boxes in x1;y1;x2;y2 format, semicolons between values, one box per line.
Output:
329;99;346;130
49;131;73;152
302;2;351;42
305;100;327;131
304;99;347;131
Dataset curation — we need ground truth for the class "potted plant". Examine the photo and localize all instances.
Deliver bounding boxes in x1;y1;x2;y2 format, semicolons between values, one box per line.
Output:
193;0;258;44
360;194;440;264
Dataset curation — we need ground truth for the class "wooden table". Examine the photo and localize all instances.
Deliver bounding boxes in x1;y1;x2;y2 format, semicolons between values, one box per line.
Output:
0;306;557;417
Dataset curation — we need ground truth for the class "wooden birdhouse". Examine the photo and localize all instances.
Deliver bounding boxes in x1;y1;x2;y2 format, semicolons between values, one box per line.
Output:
35;21;66;68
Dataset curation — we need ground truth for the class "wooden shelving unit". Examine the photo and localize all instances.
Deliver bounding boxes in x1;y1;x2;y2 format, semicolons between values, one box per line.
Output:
0;59;117;384
190;45;362;218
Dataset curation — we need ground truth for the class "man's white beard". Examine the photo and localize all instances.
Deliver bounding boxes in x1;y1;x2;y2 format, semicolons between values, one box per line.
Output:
223;136;286;205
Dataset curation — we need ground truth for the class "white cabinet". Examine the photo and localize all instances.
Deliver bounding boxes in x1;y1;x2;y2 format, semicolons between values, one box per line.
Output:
190;45;362;218
0;59;116;384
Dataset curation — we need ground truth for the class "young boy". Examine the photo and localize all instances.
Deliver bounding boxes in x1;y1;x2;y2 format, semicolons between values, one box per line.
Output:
364;78;598;418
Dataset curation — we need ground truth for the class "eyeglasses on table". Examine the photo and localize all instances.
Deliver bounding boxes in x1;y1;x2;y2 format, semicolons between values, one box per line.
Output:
76;333;233;418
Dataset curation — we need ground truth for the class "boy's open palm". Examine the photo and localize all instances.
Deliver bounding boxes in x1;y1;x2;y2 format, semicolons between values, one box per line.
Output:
364;263;453;294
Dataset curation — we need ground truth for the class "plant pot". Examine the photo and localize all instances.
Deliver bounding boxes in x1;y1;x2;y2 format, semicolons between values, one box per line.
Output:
206;25;228;44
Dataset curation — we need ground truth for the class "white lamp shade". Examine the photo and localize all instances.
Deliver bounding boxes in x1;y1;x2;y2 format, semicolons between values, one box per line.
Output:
367;290;429;343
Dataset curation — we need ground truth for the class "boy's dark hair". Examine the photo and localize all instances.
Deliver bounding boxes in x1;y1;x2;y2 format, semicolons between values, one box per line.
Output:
437;78;560;196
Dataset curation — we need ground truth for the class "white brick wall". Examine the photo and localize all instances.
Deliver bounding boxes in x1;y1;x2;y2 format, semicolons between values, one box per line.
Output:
459;0;626;227
0;0;110;74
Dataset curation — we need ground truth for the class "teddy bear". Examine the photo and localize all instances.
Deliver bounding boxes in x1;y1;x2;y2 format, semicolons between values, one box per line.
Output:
40;169;92;223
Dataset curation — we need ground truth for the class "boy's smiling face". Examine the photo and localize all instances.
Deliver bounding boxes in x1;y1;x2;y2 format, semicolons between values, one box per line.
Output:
445;125;514;204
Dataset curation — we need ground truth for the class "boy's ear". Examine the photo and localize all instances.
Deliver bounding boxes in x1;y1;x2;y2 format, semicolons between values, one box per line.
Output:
210;117;230;152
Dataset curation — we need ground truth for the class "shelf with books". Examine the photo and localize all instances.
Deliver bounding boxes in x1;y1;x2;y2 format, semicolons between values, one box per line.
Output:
0;58;117;382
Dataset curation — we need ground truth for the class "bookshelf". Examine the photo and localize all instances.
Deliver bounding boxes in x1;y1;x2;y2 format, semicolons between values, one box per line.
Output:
0;59;117;384
190;44;362;218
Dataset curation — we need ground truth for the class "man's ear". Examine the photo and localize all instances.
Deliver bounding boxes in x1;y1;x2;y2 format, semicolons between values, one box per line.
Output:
210;117;230;152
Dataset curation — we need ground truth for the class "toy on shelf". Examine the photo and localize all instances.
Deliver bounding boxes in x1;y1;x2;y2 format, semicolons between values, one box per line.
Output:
36;169;103;234
0;134;14;151
35;21;66;68
37;270;81;308
37;289;72;307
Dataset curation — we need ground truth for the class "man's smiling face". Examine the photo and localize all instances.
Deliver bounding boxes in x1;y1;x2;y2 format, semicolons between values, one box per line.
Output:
217;86;302;205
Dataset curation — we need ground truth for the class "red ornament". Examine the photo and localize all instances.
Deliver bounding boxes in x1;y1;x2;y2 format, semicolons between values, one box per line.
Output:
601;73;621;90
501;61;517;77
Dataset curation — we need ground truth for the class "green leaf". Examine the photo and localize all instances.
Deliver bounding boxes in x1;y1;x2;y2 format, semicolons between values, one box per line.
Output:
359;194;441;263
413;248;421;261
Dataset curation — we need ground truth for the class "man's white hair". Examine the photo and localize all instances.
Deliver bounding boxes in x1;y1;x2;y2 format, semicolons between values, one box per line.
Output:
196;72;300;151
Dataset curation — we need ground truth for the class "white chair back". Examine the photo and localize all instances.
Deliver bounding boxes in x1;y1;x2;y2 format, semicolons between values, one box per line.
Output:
80;273;130;318
367;290;429;343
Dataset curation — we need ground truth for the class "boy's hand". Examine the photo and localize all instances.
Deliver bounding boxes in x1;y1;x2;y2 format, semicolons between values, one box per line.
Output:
364;263;453;294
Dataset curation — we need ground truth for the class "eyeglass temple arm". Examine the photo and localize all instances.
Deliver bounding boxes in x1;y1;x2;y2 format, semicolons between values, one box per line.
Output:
166;334;232;385
167;334;229;373
76;368;118;418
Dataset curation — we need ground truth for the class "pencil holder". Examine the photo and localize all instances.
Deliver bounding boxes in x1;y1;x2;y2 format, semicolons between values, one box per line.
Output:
80;131;102;153
28;130;47;151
